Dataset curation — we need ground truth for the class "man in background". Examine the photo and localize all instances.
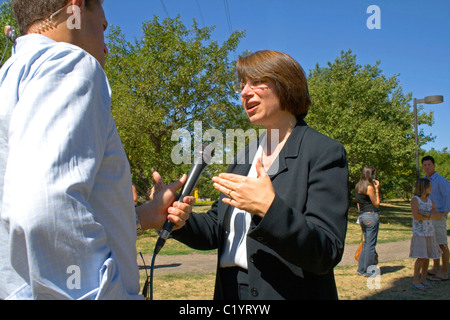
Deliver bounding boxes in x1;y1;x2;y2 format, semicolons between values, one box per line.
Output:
422;155;450;281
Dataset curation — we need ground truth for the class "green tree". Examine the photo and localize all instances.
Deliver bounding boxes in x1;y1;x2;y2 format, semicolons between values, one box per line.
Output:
307;50;434;198
105;16;249;198
0;0;19;68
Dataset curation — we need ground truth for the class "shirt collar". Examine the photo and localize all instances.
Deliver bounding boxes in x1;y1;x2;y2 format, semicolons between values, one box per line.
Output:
424;172;438;180
13;34;56;55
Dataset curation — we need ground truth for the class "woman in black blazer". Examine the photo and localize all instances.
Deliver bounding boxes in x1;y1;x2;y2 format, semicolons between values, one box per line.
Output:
172;50;349;300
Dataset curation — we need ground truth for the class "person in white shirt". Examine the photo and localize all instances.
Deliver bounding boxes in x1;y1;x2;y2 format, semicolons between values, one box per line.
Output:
0;0;193;300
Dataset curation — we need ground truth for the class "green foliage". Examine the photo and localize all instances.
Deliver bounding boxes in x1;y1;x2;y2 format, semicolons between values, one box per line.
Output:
104;16;249;196
307;50;434;198
3;0;443;202
0;0;19;67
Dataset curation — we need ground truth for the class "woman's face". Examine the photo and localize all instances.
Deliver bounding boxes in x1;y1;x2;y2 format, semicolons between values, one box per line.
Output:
240;78;288;128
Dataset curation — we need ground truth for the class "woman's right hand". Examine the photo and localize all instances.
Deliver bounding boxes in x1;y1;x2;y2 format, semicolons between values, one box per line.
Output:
373;179;380;188
367;180;381;208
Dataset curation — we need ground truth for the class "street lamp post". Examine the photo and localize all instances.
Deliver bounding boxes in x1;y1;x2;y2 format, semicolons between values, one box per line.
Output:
413;95;444;180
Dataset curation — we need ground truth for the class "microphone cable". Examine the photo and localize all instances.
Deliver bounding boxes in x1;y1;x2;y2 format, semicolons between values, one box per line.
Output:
149;248;157;300
0;33;10;67
146;202;177;300
145;144;214;300
140;251;156;300
140;248;159;300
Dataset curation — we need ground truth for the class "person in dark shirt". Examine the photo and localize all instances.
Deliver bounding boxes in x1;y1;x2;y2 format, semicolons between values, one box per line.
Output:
355;166;381;276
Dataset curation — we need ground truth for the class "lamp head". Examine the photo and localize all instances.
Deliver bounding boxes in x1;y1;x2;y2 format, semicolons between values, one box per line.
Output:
424;95;444;104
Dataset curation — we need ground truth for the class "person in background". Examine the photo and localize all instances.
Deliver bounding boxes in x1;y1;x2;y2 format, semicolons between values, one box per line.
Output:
422;156;449;281
355;166;380;276
0;0;192;300
409;178;443;291
163;50;349;300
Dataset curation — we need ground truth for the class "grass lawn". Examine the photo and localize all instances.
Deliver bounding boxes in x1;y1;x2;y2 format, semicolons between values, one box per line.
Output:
138;201;450;300
138;200;414;254
335;259;449;300
146;260;450;300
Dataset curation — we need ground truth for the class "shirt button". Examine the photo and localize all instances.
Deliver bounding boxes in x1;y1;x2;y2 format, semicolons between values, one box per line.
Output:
251;288;259;297
256;236;264;242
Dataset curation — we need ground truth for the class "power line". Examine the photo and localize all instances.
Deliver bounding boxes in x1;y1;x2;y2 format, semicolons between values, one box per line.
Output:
223;0;233;34
160;0;170;18
195;0;205;27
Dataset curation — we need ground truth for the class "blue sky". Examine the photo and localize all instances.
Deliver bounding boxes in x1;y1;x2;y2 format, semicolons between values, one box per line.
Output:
3;0;449;151
101;0;449;152
104;0;450;150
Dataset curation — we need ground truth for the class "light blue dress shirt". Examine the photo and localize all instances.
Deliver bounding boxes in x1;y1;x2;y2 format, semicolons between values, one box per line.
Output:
426;172;450;213
0;35;142;299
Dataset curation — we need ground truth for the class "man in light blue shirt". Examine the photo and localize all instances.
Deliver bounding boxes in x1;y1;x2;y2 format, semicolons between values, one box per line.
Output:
422;155;449;281
0;0;192;299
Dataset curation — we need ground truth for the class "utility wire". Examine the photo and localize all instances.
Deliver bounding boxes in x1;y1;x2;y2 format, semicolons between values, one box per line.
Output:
223;0;233;34
160;0;170;18
195;0;205;27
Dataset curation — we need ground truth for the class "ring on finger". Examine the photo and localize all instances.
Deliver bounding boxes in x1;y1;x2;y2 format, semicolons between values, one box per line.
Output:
228;190;234;199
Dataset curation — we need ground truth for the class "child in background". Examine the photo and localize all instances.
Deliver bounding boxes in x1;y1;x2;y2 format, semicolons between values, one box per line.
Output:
410;178;443;291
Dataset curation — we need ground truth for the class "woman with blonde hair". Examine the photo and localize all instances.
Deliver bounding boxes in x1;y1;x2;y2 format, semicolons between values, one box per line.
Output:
409;178;443;291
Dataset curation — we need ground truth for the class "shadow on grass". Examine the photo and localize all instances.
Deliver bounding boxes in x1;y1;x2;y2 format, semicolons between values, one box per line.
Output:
380;265;405;275
139;264;181;271
378;202;412;226
365;271;450;300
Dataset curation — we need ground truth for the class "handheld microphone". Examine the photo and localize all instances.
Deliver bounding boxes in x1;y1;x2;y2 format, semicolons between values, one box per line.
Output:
153;144;214;255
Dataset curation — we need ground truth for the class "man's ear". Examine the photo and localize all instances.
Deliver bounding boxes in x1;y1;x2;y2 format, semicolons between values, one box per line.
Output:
69;0;85;13
65;0;84;30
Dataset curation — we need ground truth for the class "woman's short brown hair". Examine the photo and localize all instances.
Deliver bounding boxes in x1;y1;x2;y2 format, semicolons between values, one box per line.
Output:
236;50;312;120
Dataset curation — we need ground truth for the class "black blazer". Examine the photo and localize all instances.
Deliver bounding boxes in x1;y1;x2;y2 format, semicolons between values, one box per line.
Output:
172;120;349;300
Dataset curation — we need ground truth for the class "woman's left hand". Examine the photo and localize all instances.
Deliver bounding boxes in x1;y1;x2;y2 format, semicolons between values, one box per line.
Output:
212;158;275;218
